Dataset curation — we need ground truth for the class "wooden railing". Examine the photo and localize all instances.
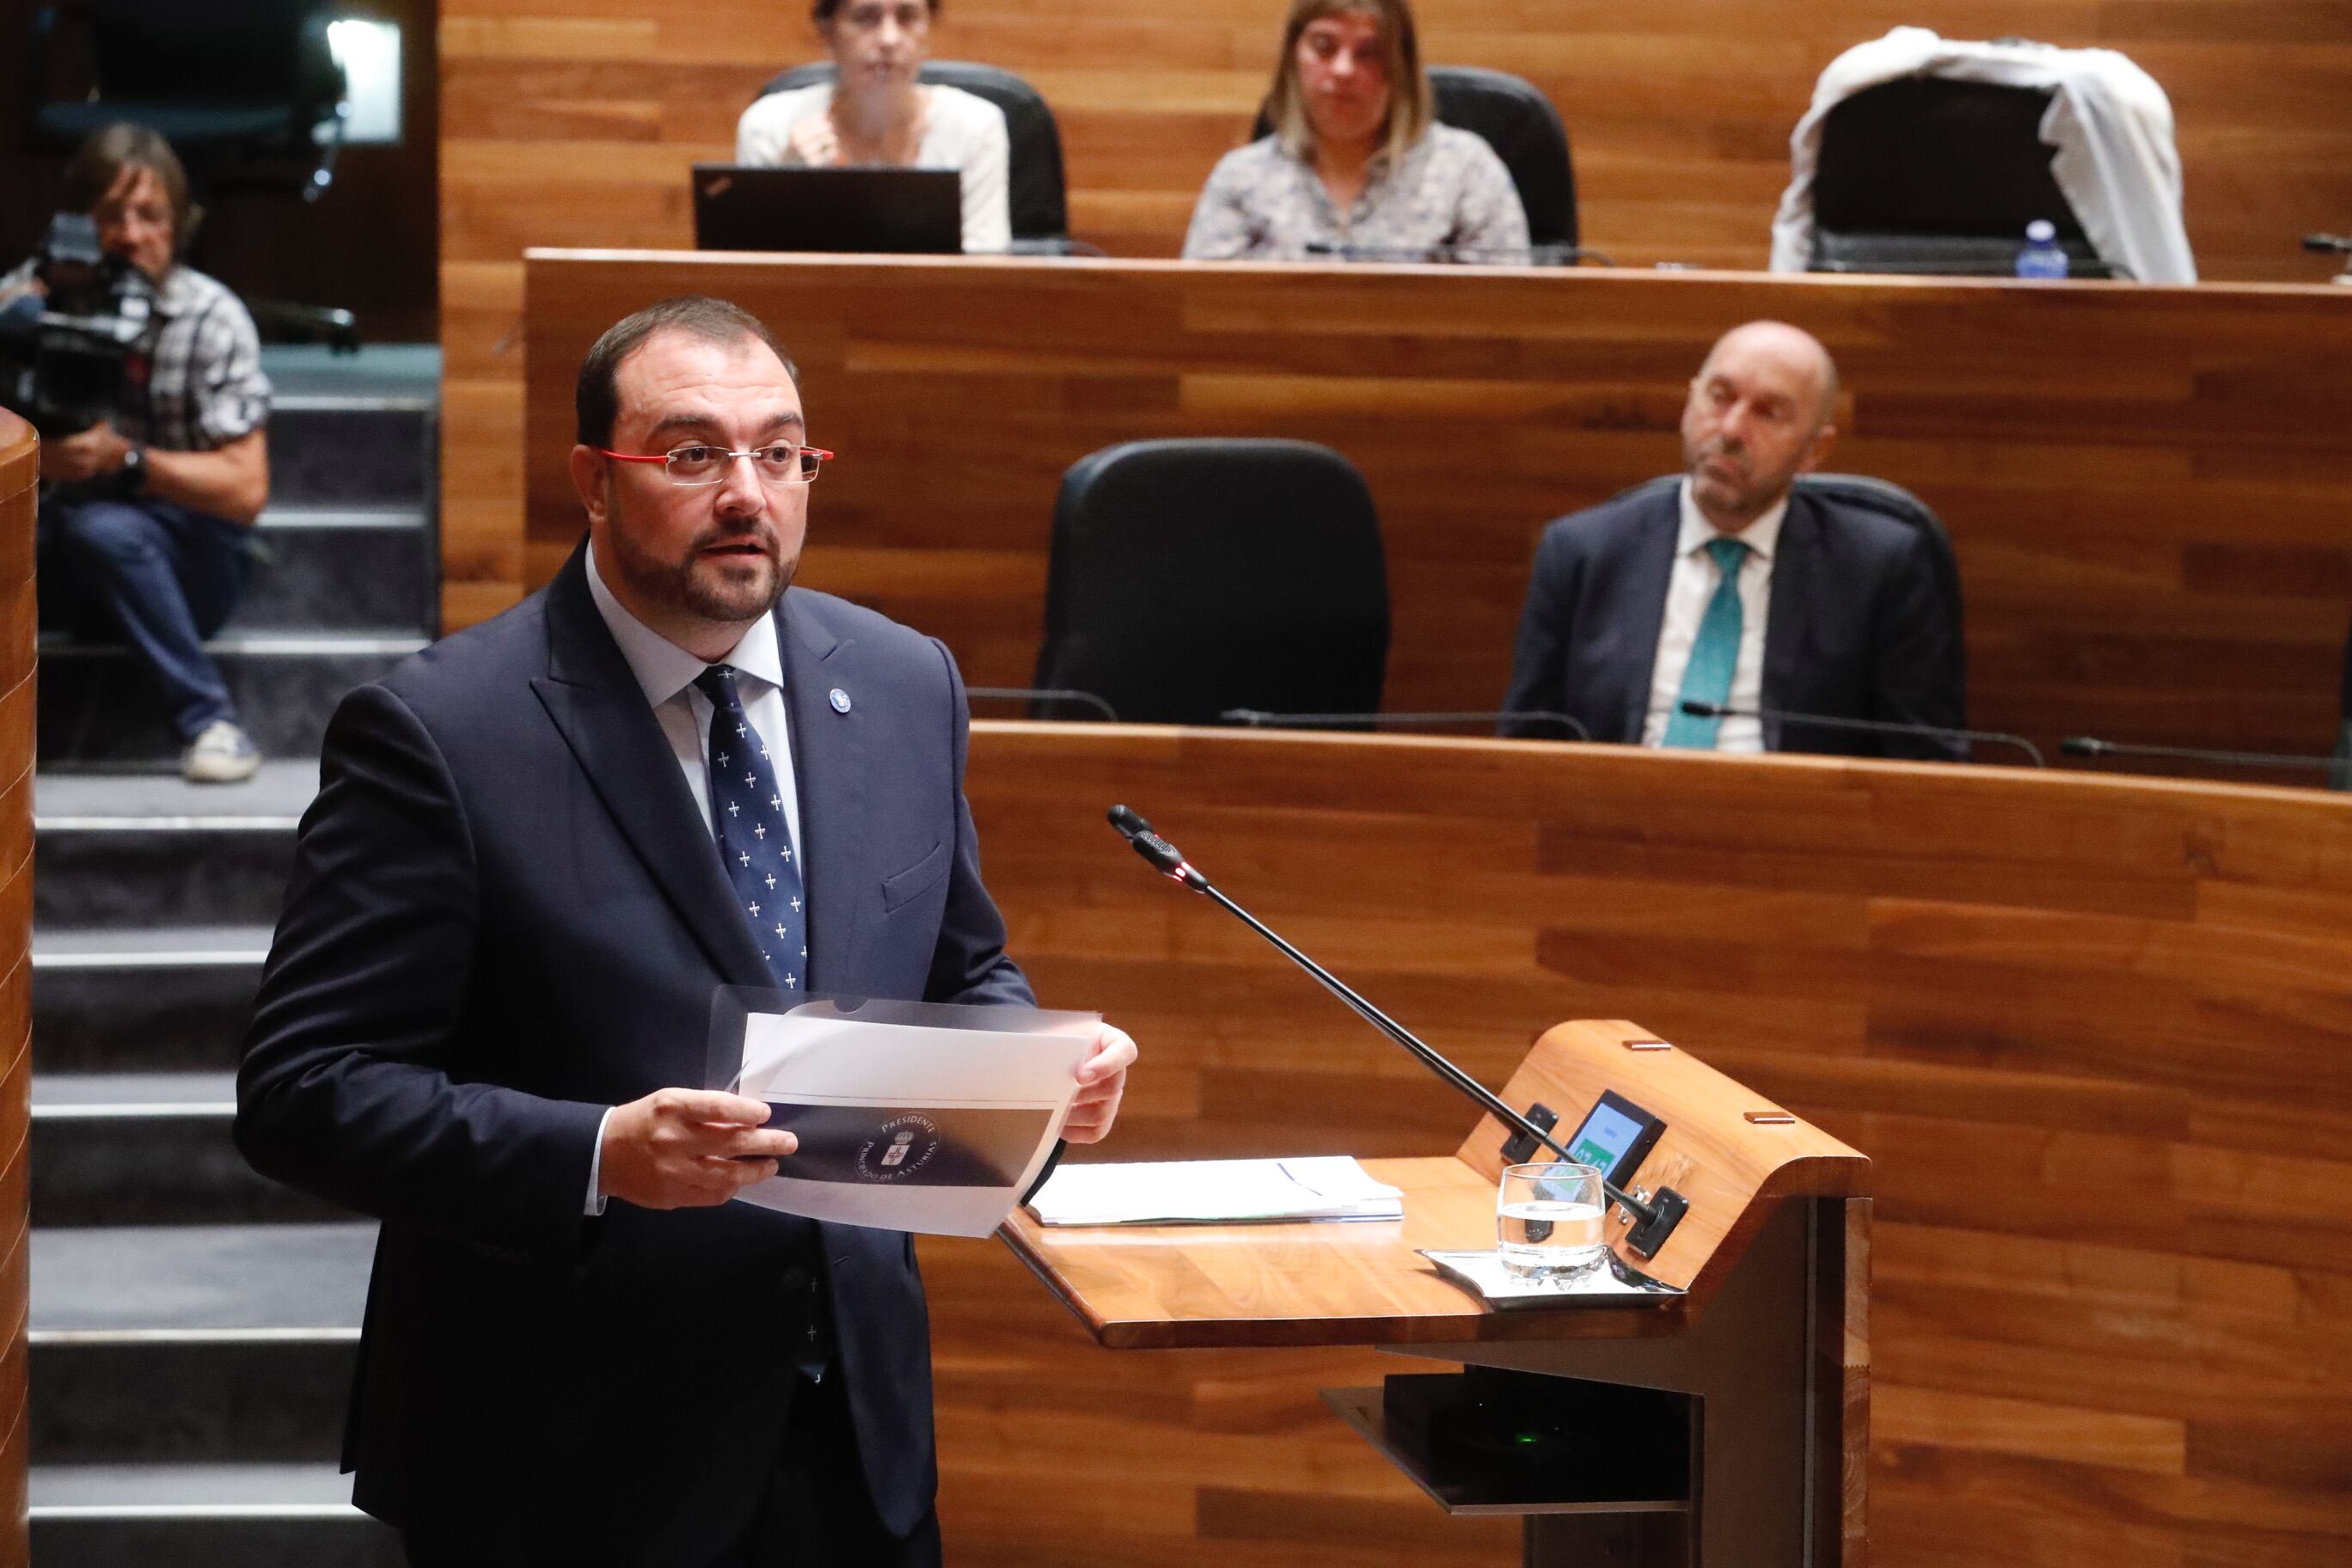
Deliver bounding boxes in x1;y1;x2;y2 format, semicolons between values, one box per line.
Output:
0;411;39;1566
520;252;2352;771
917;724;2352;1567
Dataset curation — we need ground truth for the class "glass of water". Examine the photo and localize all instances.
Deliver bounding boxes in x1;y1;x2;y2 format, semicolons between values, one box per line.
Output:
1497;1161;1608;1279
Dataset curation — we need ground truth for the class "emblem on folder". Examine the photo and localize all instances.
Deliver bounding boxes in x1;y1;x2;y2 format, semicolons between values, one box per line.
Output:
857;1113;941;1182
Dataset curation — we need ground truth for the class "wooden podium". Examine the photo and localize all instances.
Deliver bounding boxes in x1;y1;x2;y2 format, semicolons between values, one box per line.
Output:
1002;1020;1871;1567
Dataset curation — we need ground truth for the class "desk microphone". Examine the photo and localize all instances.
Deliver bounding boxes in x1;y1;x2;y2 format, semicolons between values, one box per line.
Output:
1302;241;1618;267
965;686;1120;722
1221;708;1593;742
2060;735;2344;774
1678;701;2045;766
2302;234;2352;254
1105;804;1688;1258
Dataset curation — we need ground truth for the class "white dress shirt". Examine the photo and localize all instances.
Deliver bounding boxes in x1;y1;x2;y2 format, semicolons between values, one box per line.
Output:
580;546;807;1210
1640;481;1787;753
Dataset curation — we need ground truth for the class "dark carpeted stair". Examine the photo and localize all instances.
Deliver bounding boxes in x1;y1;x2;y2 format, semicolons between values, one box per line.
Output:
30;344;436;1564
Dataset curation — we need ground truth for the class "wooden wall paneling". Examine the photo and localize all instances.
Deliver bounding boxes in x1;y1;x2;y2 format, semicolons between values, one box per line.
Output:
521;253;2352;769
928;723;2352;1567
443;0;2352;620
0;413;38;1568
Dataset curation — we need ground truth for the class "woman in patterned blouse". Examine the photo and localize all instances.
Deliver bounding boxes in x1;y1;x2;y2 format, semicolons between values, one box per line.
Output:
1183;0;1530;262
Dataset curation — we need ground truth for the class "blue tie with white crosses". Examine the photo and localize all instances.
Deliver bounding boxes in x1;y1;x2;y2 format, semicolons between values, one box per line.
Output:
695;665;806;993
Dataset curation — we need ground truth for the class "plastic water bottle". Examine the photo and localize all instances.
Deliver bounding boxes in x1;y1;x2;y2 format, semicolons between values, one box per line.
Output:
2015;219;2069;279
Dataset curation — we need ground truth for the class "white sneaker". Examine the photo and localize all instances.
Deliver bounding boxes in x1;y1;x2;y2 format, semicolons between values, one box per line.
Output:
182;720;260;783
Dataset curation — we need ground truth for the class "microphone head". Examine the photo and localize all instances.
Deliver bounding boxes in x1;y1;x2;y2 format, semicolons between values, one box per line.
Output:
1679;700;1725;719
2059;737;2107;756
1108;803;1195;880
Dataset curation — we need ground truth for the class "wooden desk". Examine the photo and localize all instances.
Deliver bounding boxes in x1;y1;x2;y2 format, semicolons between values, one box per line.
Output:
1005;1019;1871;1566
0;413;36;1568
1006;1014;1865;1350
914;725;2352;1567
513;253;2352;769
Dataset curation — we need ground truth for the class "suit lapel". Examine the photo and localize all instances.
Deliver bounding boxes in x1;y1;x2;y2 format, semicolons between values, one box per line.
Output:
775;593;872;995
530;548;775;990
1620;493;1681;742
1761;493;1817;753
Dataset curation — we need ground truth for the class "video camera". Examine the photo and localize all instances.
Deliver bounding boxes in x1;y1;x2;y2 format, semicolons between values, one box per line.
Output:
0;211;161;439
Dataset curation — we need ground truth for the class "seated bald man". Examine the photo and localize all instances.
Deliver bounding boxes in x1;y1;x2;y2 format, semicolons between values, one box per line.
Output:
1500;321;1965;760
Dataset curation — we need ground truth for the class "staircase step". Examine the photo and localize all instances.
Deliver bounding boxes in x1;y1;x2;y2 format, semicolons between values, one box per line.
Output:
35;763;320;822
33;1074;344;1226
30;1463;403;1568
38;632;424;764
260;344;440;407
266;401;434;511
32;1223;372;1462
34;763;314;928
34;926;272;1074
231;507;438;636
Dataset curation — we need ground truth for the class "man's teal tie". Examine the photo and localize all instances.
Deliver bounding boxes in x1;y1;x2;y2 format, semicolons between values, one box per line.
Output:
1660;536;1751;749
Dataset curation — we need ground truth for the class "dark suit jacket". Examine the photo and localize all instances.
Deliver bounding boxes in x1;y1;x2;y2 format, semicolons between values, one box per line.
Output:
1500;483;1967;760
235;546;1032;1557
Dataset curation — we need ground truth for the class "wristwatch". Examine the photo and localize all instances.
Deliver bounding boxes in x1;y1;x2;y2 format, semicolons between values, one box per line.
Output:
119;442;147;495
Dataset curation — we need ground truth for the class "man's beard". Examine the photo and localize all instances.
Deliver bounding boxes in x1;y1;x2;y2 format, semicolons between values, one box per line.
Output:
608;503;799;626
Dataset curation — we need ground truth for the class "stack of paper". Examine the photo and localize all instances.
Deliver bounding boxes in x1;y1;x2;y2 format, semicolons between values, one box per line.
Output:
1028;1155;1404;1227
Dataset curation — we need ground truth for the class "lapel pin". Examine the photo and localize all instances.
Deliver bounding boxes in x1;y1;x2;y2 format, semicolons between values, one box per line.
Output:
829;687;853;714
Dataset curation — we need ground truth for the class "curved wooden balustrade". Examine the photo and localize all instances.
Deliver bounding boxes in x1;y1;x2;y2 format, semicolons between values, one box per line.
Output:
0;413;38;1566
918;724;2352;1567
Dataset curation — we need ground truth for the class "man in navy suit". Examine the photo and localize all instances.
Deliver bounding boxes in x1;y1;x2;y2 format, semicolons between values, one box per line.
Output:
236;296;1136;1566
1501;322;1965;760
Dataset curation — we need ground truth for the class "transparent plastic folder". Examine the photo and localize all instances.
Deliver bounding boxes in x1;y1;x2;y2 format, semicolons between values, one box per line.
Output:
706;989;1099;1237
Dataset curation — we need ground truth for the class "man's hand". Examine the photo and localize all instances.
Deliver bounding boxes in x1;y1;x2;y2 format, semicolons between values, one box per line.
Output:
39;420;131;483
786;113;841;167
1063;1026;1136;1144
597;1087;798;1210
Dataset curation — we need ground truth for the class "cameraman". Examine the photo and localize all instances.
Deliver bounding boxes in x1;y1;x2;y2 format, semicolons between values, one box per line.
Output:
1;124;272;782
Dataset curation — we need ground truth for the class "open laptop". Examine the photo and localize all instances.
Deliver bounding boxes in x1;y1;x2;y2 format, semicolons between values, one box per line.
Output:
691;164;962;254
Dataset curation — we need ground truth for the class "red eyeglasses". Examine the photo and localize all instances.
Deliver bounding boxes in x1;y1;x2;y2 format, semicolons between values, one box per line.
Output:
598;443;834;487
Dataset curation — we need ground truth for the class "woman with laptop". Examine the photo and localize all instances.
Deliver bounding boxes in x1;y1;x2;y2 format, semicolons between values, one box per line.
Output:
1183;0;1528;262
738;0;1012;253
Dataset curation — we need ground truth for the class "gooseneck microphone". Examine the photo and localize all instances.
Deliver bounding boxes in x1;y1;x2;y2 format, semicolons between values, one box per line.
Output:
1106;804;1206;889
965;686;1120;722
2060;735;2345;774
1221;708;1594;742
1106;805;1689;1258
1303;240;1618;267
1678;700;2045;766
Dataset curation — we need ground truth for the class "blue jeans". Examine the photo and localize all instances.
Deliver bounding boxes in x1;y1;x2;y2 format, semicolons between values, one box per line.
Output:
41;495;250;743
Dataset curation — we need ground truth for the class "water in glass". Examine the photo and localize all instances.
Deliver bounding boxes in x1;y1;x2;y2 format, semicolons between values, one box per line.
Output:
1497;1162;1607;1278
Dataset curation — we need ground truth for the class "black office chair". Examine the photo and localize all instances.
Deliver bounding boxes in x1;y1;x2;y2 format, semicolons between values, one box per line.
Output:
1032;440;1390;726
1250;64;1578;252
27;1;358;347
1613;471;1965;664
1808;76;2116;279
1429;66;1577;251
756;61;1069;245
